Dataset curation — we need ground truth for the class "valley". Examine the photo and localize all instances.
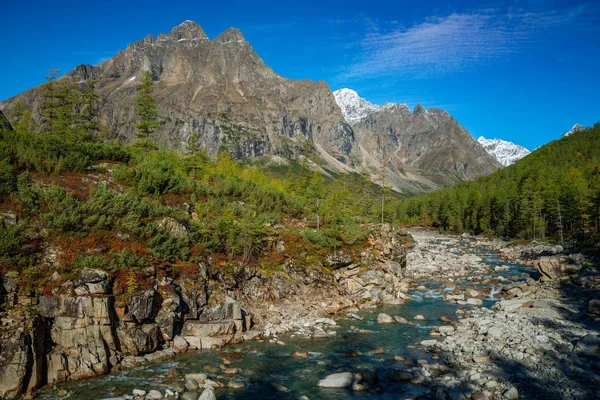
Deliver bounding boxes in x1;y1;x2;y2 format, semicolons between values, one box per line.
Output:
0;9;599;400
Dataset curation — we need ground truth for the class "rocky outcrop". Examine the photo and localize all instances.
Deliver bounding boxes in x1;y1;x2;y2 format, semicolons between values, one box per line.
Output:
0;225;413;398
537;255;583;281
334;89;502;192
333;224;413;304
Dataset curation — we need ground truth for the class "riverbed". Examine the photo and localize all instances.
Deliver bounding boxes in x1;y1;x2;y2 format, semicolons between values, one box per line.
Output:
38;231;535;400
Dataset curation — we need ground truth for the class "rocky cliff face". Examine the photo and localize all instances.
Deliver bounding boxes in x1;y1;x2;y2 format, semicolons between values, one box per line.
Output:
348;102;502;192
0;21;355;169
0;225;412;398
0;22;500;194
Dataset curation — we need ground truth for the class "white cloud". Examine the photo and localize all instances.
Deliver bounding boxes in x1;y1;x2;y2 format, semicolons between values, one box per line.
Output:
339;5;595;80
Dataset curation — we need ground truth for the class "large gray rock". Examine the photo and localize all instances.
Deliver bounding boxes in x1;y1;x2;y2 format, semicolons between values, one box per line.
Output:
126;290;156;323
574;334;600;355
376;313;394;324
78;268;111;294
317;372;356;388
117;324;160;356
198;388;216;400
199;298;241;322
0;332;31;399
181;320;236;337
537;256;580;281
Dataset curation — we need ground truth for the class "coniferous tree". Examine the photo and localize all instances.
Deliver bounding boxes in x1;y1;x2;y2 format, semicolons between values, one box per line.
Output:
135;70;161;146
185;130;209;177
16;110;35;133
79;80;101;137
40;69;61;133
11;100;25;125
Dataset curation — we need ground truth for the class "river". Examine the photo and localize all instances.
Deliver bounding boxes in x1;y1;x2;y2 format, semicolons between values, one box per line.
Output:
38;233;533;400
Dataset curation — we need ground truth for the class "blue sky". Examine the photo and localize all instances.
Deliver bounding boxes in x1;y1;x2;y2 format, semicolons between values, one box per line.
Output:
1;0;599;149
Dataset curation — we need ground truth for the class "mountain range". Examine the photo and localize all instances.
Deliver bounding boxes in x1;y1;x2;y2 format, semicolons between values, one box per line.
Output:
0;20;503;194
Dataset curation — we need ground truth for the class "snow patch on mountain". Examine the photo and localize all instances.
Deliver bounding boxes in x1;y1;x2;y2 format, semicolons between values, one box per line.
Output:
563;123;584;137
333;88;412;126
333;89;379;125
477;137;530;167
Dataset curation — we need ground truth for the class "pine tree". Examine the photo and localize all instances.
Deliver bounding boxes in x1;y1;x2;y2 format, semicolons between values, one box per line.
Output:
79;80;101;137
16;110;35;133
135;70;161;146
11;100;25;125
185;130;209;178
40;69;61;133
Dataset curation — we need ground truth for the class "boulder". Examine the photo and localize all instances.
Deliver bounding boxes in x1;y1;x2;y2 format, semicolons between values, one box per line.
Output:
117;324;160;356
157;217;188;238
199;298;241;322
317;372;356;388
147;390;163;399
185;373;207;383
495;299;534;312
198;388;216;400
173;335;189;353
126;290;156;323
227;380;245;389
185;379;200;391
181;392;200;400
574;334;600;355
537;256;580;281
437;325;455;334
376;313;394;324
503;387;519;400
292;350;310;359
182;320;236;337
588;299;600;315
467;298;483;306
78;268;111;294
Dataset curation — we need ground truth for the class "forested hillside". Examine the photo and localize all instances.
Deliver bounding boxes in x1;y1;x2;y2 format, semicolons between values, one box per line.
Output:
393;124;600;242
0;75;399;295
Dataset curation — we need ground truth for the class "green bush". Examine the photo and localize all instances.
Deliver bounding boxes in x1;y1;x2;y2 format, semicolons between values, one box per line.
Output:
301;228;340;250
113;156;186;195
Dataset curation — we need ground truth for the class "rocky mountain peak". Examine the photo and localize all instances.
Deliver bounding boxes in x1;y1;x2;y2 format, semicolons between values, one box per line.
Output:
333;88;379;125
564;123;584;137
214;27;245;44
0;22;502;196
477;137;530;166
169;20;208;41
413;104;425;115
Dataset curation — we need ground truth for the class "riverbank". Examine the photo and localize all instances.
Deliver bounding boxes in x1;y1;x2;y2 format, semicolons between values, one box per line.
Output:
12;227;600;399
407;229;600;400
0;224;413;399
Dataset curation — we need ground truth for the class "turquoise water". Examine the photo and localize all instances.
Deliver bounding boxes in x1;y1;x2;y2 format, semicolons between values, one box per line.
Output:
38;243;533;399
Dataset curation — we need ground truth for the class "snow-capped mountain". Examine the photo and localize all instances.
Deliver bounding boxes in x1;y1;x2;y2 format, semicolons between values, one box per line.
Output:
333;88;380;125
477;137;530;167
563;123;584;137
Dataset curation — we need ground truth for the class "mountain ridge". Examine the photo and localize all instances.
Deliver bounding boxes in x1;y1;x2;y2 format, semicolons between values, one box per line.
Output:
0;21;501;194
